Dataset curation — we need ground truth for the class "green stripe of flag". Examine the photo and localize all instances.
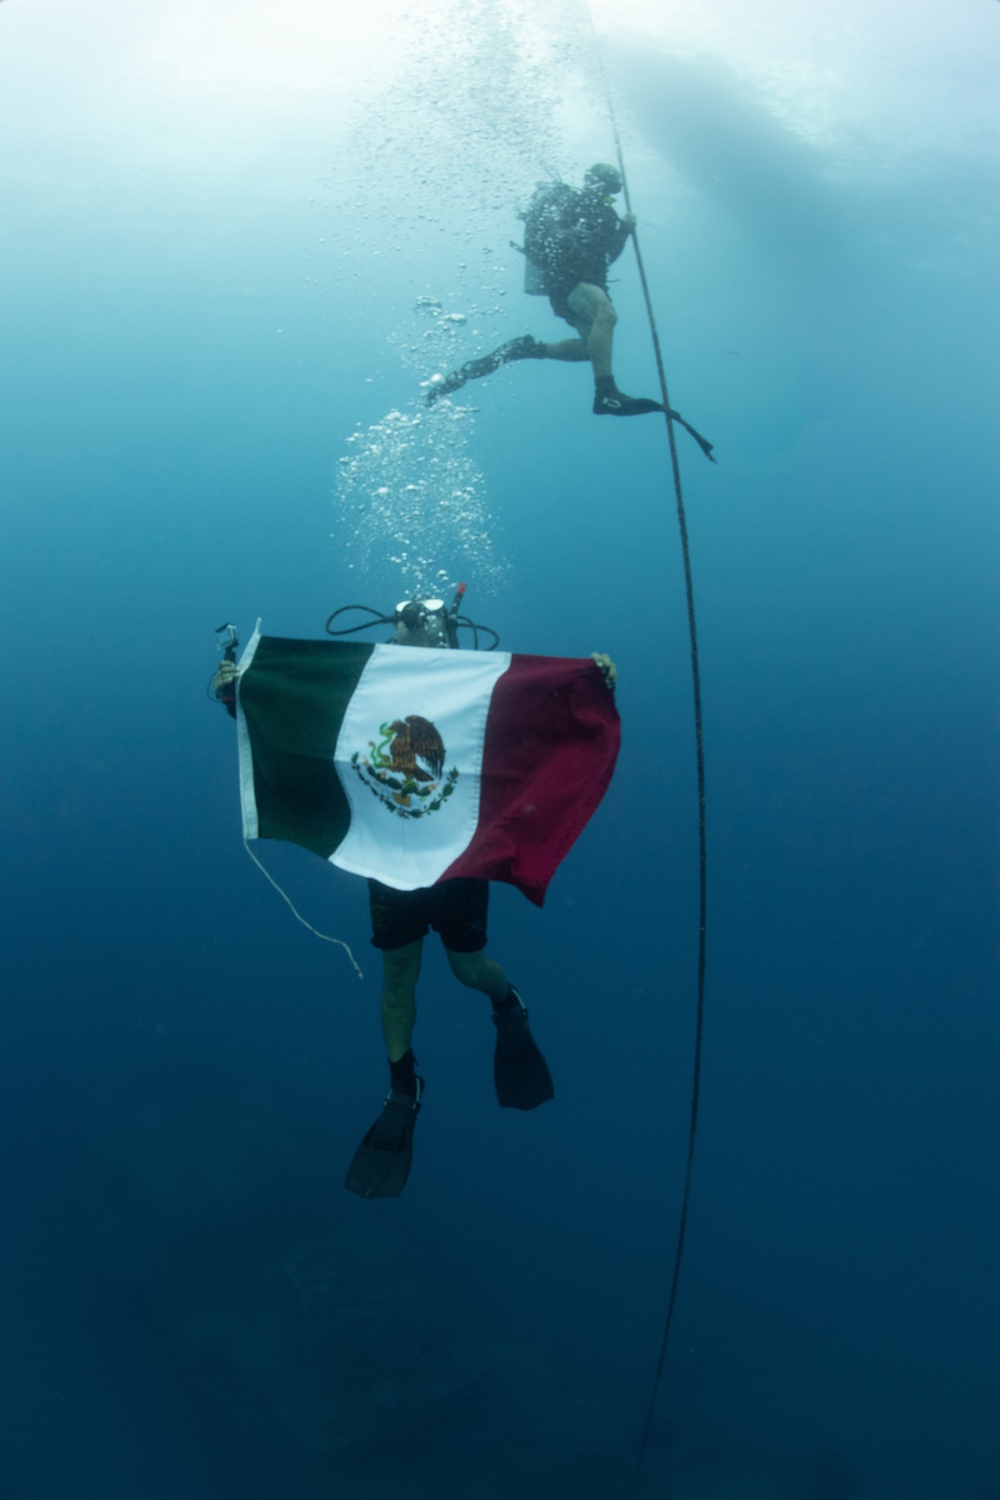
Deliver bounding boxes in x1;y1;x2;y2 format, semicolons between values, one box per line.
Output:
239;637;373;858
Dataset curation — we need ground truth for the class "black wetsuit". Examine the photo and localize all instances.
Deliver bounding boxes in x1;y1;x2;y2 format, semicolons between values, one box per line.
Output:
525;185;631;325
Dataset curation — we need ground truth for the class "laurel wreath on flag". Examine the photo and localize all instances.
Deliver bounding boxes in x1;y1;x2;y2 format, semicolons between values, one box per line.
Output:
351;754;459;819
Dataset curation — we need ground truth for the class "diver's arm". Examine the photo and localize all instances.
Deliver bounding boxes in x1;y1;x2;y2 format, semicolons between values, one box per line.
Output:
607;212;635;265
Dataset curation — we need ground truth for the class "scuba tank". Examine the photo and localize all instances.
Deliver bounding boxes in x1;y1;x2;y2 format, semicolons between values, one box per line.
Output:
523;257;547;296
516;178;571;296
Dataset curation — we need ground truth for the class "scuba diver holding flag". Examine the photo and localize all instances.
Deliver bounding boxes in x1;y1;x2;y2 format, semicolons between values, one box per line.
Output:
213;585;619;1199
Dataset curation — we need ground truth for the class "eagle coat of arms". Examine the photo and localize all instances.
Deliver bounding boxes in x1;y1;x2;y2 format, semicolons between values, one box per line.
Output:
351;716;459;819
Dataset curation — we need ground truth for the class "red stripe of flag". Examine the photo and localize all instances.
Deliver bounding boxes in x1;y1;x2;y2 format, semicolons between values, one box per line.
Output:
442;654;620;905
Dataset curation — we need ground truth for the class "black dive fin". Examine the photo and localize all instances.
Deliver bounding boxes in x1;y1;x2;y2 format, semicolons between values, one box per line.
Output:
493;990;555;1111
426;336;544;406
666;407;717;463
344;1084;422;1199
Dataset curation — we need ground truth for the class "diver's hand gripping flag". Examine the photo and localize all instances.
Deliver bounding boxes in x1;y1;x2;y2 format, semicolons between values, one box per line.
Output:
234;631;620;906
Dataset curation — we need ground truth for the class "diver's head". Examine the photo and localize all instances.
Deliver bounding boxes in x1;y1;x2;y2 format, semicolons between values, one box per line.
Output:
325;582;498;650
393;596;449;648
584;162;623;196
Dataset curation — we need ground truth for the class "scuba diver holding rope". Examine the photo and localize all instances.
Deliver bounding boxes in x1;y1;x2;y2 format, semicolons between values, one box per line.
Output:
427;164;663;417
426;163;714;457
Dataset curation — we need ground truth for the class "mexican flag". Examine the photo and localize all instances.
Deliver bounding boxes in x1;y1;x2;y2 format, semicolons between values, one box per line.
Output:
234;628;620;906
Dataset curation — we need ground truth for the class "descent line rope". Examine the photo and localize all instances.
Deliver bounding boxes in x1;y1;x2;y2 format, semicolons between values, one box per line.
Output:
586;20;711;1500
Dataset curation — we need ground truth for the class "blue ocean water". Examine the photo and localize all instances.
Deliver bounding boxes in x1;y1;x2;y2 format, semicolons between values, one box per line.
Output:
2;2;998;1497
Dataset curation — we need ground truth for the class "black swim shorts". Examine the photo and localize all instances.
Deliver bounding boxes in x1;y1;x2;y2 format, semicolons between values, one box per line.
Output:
367;877;489;953
547;272;610;330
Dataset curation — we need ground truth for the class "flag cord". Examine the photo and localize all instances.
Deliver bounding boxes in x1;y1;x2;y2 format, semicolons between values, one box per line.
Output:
243;839;364;980
585;17;709;1499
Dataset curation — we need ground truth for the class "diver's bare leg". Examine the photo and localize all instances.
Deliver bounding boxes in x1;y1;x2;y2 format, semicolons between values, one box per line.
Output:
380;940;422;1061
445;947;511;1004
565;282;617;378
539;338;589;362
